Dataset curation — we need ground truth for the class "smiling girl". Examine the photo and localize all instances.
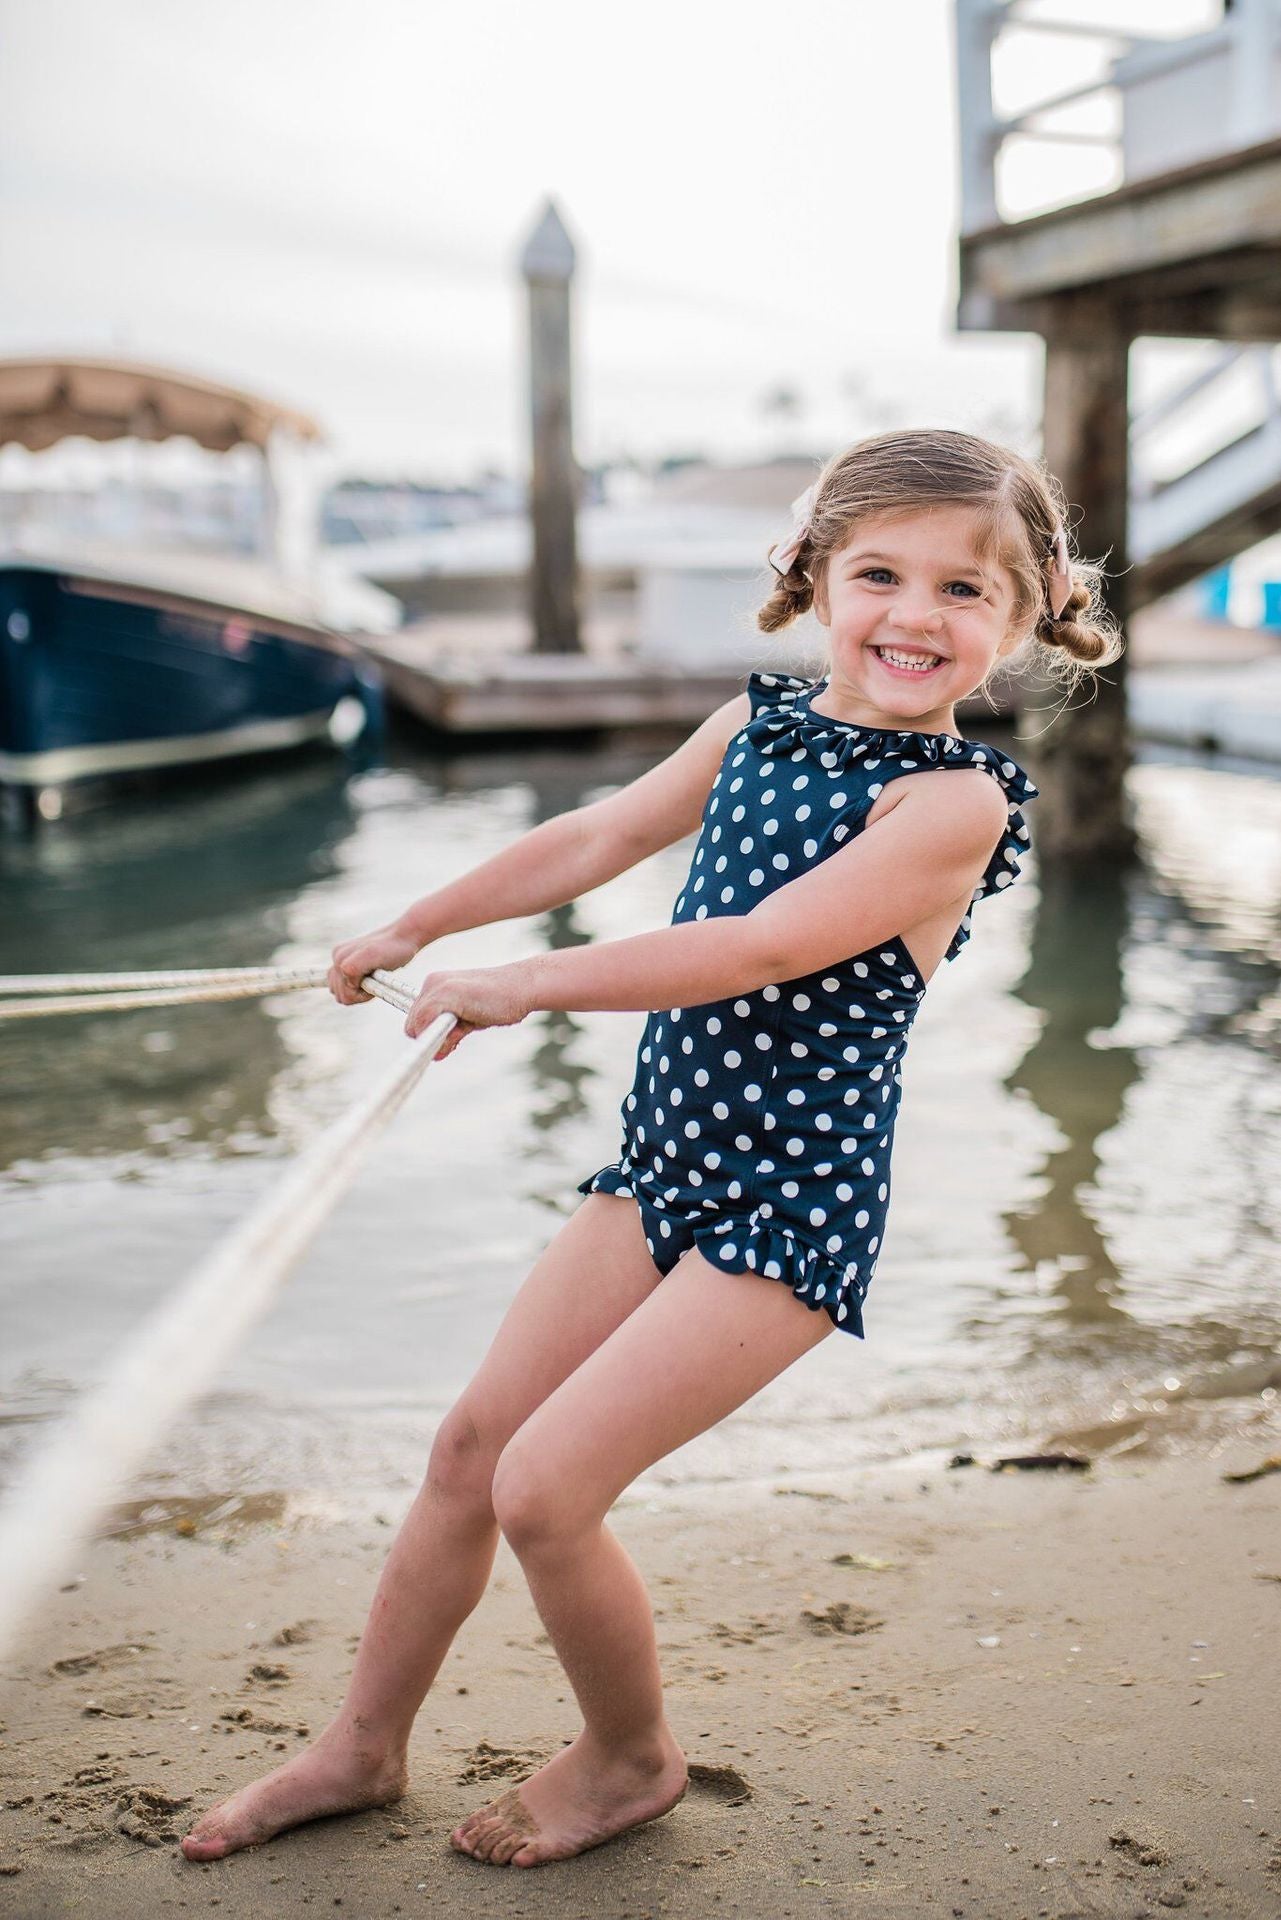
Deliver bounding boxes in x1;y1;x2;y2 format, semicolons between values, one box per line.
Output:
183;429;1120;1871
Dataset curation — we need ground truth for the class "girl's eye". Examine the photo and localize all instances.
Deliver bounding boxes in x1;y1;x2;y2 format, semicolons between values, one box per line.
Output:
860;568;895;585
945;581;981;599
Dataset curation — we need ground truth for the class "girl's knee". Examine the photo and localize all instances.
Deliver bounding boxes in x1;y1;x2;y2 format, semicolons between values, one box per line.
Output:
426;1404;498;1515
491;1439;594;1552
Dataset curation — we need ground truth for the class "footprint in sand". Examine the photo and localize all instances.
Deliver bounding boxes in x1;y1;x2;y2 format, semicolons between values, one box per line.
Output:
457;1740;556;1785
114;1786;193;1849
49;1643;147;1678
244;1662;291;1687
272;1620;317;1647
708;1614;783;1645
686;1762;753;1807
799;1601;884;1637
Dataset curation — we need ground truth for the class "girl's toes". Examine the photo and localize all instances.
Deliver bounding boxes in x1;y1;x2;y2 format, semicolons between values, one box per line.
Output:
510;1839;543;1868
490;1830;527;1866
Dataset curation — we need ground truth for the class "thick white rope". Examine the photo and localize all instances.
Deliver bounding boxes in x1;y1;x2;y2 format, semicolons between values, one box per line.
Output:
0;966;331;995
0;985;453;1660
0;964;369;1021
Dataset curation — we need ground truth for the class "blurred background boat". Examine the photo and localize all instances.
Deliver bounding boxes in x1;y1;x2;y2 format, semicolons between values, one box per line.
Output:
0;357;397;822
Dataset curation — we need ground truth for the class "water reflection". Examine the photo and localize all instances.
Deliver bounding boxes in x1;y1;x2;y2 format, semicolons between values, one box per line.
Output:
1003;859;1138;1324
0;756;355;1170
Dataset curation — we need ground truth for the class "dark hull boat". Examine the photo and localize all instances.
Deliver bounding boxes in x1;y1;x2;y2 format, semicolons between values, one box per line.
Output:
0;553;380;792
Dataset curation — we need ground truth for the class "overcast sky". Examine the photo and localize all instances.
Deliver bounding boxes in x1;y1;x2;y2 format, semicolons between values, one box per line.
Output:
0;0;1219;478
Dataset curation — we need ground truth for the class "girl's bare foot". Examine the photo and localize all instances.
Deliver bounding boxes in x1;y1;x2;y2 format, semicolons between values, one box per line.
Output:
449;1727;688;1868
180;1730;407;1862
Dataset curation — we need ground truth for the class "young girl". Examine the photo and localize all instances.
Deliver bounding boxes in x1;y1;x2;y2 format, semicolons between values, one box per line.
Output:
182;429;1118;1870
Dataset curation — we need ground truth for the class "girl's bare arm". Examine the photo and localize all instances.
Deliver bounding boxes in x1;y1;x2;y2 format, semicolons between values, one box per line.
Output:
395;692;750;946
403;771;1011;1043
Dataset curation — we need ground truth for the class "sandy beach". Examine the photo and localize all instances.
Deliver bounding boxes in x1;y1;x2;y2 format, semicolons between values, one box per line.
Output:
1;1452;1278;1919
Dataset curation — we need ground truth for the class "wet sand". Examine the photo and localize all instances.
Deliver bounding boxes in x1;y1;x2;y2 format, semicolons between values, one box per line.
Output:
1;1453;1278;1919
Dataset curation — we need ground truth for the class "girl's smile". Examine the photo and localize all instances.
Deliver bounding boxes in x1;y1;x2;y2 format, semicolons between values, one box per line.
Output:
810;505;1023;735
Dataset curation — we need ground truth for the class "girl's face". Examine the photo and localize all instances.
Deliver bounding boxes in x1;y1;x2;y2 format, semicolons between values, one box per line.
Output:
811;505;1028;734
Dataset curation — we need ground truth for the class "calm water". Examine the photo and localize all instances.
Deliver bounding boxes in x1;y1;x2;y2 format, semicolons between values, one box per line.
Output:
2;727;1279;1521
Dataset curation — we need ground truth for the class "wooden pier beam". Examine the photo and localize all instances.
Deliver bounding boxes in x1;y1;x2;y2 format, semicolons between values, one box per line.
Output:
519;199;582;656
1024;314;1137;864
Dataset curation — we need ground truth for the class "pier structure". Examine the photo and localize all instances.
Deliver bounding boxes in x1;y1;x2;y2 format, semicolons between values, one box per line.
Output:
955;0;1281;859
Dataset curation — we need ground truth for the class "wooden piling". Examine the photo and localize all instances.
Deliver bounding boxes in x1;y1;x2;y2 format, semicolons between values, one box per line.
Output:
519;200;582;655
1026;315;1137;864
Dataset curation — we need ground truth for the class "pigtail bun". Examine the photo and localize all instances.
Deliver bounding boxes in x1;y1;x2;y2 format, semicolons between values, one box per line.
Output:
756;555;816;633
1035;556;1124;674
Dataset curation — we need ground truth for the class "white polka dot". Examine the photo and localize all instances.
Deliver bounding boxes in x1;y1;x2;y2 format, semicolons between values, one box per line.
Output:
781;1179;799;1197
772;853;789;870
829;791;848;808
720;1243;738;1261
792;775;809;790
796;805;811;822
721;886;735;902
815;1114;832;1132
713;1101;730;1119
706;1016;722;1034
836;1182;853;1201
793;992;811;1011
862;1156;875;1175
726;1179;743;1198
803;838;818;857
732;805;746;822
744;1082;762;1101
735;1135;752;1151
695;905;708;919
763;1258;782;1279
654;1106;665;1124
694;1068;710;1087
659;1220;672;1238
843;1045;861;1063
704;1150;721;1169
748;868;765;885
684;1120;701;1139
671;1087;683;1106
869;1236;879;1252
715;855;728;873
762;985;780;1002
786;1138;804;1157
724;1049;741;1069
755;1032;772;1051
809;1207;826;1227
878;1183;888;1201
817;1066;836;1081
739;836;754;853
733;1000;751;1017
826;1234;843;1254
786;1088;805;1106
682;1035;694;1054
855;1209;870;1228
819;1022;837;1037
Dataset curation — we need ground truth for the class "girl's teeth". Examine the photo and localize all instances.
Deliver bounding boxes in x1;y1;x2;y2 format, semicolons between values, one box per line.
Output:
877;648;940;672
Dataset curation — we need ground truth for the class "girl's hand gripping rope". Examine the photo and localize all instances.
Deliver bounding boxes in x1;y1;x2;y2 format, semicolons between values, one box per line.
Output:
403;960;534;1058
329;925;422;1005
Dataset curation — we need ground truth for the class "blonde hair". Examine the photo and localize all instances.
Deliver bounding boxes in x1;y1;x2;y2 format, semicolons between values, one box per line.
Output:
756;428;1122;677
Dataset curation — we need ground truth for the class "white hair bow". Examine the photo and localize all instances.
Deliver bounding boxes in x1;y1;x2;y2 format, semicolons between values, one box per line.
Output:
1047;524;1073;619
768;483;819;578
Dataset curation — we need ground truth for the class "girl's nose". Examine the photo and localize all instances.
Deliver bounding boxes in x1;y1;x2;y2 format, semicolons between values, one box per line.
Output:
887;597;944;635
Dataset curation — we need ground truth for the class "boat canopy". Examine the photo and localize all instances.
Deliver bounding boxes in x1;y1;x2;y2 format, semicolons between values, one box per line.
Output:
0;356;322;454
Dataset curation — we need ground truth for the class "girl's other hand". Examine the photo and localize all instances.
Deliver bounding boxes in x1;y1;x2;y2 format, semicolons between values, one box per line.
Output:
404;960;534;1057
328;923;422;1005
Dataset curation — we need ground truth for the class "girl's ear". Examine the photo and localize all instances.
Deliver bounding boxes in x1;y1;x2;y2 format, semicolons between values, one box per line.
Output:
810;566;830;627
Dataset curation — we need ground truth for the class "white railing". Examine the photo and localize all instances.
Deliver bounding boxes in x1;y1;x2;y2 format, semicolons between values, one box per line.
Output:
955;0;1280;233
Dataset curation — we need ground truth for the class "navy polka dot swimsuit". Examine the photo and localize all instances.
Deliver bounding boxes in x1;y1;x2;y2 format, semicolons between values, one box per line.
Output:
577;670;1038;1339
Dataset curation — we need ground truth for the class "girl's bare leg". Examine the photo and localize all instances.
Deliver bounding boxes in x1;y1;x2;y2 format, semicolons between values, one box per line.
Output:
451;1250;833;1868
180;1193;664;1861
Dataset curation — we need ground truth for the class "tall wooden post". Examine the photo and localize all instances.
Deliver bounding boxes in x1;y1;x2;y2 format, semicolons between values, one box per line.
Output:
519;200;582;655
1023;316;1136;864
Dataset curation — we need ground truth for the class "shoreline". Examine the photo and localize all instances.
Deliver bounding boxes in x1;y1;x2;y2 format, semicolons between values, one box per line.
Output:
2;1453;1278;1917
